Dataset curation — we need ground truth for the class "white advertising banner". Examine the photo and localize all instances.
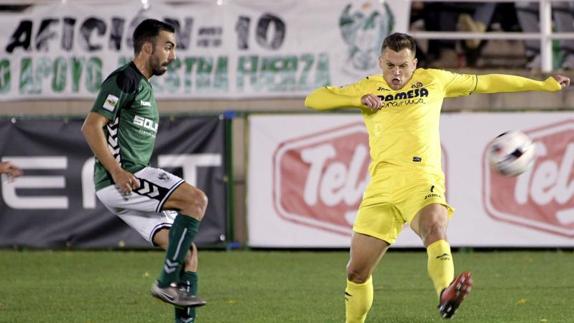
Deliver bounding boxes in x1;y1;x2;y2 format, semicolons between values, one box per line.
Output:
247;112;574;248
0;0;410;101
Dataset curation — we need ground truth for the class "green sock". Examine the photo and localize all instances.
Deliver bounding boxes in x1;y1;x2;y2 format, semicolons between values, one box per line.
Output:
175;271;198;323
157;216;200;287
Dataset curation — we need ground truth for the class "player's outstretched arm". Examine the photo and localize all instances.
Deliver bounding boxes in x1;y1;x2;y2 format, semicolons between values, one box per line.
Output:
475;73;570;94
81;112;139;194
304;86;364;111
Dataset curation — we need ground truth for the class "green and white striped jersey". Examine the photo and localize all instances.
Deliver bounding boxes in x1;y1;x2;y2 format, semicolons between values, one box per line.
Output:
91;62;159;191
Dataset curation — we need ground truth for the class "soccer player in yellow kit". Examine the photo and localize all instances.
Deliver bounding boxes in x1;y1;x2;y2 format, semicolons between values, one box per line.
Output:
305;33;570;321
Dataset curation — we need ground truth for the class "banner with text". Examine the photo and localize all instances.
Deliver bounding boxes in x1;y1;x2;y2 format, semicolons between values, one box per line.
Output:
0;0;410;101
0;116;227;248
247;113;574;248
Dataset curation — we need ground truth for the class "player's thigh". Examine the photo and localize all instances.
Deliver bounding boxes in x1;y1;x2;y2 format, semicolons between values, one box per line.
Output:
410;203;449;238
96;167;184;244
163;181;207;215
348;203;401;280
97;167;185;214
115;208;177;244
133;167;185;212
353;203;404;245
398;173;453;218
347;232;389;282
401;179;454;235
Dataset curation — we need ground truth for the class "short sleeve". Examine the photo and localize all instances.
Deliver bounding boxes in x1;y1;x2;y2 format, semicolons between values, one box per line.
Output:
91;74;135;120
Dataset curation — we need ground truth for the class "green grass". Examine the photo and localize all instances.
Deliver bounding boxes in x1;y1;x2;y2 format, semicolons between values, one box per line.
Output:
0;250;573;322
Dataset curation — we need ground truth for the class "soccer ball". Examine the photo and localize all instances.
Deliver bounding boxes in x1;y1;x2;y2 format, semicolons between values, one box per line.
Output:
487;130;535;176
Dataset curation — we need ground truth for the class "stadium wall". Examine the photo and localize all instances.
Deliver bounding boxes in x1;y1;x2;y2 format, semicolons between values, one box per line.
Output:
247;112;574;248
1;0;573;248
1;87;573;249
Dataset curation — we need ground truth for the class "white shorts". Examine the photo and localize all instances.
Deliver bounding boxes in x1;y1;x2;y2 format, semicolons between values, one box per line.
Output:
96;166;185;244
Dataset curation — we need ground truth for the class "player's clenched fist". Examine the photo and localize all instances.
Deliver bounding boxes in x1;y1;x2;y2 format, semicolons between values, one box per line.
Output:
361;94;383;111
552;74;570;89
112;168;139;195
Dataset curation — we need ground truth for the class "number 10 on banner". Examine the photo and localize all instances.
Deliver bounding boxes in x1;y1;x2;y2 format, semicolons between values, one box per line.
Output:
236;14;286;50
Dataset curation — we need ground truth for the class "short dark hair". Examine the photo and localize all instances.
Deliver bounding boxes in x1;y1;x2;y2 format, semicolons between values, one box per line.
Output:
381;32;416;55
133;19;175;54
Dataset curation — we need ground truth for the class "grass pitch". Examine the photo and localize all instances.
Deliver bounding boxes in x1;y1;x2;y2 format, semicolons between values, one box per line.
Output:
0;249;572;322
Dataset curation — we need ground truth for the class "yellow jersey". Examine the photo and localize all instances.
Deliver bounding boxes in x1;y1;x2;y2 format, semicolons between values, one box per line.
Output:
305;68;562;179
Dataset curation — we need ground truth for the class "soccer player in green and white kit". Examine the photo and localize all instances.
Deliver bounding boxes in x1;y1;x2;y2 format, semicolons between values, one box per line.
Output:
82;19;206;322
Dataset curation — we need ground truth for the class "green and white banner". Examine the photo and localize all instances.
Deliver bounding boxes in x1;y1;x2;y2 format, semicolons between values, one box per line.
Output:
0;0;410;101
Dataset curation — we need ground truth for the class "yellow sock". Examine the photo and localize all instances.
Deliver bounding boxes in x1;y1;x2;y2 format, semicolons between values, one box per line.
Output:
345;276;373;323
427;240;454;297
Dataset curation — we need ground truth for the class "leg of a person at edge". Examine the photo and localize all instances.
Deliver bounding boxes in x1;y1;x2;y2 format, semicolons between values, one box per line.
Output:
175;243;199;323
410;204;453;297
345;232;389;323
157;183;207;289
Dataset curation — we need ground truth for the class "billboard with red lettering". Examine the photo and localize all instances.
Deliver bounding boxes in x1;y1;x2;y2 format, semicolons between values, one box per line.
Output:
248;113;574;248
483;119;574;238
272;122;368;236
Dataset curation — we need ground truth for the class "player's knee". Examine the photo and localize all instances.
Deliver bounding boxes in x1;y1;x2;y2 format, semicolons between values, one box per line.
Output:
180;188;208;220
423;220;447;243
432;215;448;233
346;266;369;284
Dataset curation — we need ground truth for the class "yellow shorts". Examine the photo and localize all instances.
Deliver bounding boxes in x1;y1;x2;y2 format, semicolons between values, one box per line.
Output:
353;171;454;245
